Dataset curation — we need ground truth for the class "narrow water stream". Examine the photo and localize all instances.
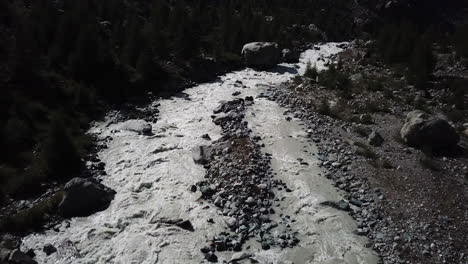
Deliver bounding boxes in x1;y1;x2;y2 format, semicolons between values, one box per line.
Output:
22;43;379;264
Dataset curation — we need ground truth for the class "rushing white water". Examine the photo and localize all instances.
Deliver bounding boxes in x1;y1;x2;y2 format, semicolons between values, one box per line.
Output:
22;43;379;264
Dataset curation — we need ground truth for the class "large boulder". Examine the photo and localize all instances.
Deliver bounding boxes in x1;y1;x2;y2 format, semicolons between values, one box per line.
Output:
192;145;213;165
120;119;152;135
400;110;460;150
241;42;280;69
59;178;116;217
281;49;300;63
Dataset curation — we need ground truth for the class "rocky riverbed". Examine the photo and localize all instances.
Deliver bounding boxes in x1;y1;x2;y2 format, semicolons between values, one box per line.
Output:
16;43;385;264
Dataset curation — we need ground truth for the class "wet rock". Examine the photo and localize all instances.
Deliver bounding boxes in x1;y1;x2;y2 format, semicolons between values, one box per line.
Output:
175;220;194;232
241;42;280;69
400;110;459;150
8;249;37;264
202;134;211;140
230;252;251;262
225;217;238;228
157;218;195;231
192;145;213;165
43;244;56;256
59;178;116;217
359;114;373;124
245;197;255;205
368;130;384;147
282;49;300;63
205;252;218;262
25;249;35;258
213;112;242;126
321;200;350;211
120;119;152;135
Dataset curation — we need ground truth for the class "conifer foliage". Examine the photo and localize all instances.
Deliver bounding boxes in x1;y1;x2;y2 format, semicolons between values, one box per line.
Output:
0;0;347;203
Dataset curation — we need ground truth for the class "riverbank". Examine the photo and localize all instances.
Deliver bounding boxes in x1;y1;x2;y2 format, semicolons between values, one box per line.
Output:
266;42;468;264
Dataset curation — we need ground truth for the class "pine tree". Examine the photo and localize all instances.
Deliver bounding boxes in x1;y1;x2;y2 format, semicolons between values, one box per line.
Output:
69;18;98;81
42;116;82;179
121;13;141;67
454;24;468;58
407;35;435;89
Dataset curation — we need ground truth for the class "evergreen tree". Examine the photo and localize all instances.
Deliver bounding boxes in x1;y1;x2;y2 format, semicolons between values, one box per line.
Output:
69;18;99;81
121;13;141;67
454;24;468;58
407;35;435;89
42;116;82;179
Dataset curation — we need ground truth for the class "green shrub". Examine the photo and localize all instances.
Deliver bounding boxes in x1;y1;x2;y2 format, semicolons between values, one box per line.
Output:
318;64;352;94
304;61;318;80
354;141;378;159
0;190;63;233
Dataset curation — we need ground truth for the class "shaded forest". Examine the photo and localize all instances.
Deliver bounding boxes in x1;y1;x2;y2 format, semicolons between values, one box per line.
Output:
0;0;356;203
0;0;467;205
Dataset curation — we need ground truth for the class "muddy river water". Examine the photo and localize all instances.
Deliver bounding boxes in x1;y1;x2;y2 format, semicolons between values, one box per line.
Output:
22;43;379;264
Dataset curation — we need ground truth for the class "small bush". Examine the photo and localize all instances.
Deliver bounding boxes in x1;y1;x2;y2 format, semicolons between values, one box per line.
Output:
0;190;63;233
418;153;440;171
380;159;395;169
318;63;351;92
304;61;318;80
317;98;331;116
354;141;378;159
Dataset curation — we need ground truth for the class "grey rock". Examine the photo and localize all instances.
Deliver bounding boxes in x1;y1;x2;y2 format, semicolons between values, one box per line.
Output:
241;42;280;69
43;244;56;256
59;178;116;217
8;249;37;264
120;119;152;135
400;110;459;150
245;197;255;204
230;252;251;262
192;145;213;165
225;217;238;228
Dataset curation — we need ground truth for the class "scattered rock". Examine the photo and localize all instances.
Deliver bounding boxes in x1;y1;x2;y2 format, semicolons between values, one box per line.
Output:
175;220;194;232
157;218;195;232
202;134;211;140
232;91;241;96
282;49;300;63
205;252;218;262
230;252;251;262
120;119;152;135
400;110;459;150
368;130;384;146
192;145;213;165
321;200;350;211
59;178;116;217
43;244;56;256
359;114;373;124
